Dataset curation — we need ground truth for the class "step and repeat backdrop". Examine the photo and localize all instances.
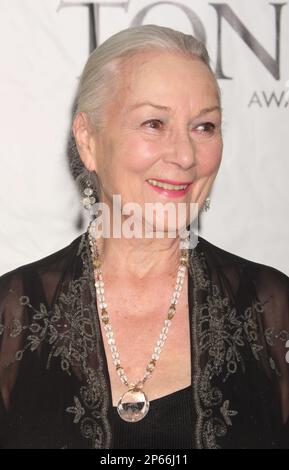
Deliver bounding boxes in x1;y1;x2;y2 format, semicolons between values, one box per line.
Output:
0;0;288;275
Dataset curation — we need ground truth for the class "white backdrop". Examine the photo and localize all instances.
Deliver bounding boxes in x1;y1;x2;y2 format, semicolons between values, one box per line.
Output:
0;0;288;276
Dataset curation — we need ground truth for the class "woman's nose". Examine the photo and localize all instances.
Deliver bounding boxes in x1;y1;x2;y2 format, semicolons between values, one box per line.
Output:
164;131;197;170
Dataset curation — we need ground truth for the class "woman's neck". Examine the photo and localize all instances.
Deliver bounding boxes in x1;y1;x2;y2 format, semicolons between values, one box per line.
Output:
99;235;181;281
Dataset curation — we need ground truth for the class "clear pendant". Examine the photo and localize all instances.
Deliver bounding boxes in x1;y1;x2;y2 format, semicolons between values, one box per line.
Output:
117;387;150;423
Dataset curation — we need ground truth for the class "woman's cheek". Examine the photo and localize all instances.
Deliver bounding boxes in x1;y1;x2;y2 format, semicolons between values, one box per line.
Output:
123;138;162;170
197;141;222;175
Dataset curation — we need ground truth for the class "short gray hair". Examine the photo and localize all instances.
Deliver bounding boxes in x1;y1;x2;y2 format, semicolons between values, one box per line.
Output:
68;24;218;209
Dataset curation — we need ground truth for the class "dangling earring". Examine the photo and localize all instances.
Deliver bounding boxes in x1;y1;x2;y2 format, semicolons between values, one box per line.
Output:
81;172;96;217
203;197;211;212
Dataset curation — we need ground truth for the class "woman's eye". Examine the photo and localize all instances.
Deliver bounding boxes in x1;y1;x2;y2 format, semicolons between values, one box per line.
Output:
142;119;164;130
194;122;216;134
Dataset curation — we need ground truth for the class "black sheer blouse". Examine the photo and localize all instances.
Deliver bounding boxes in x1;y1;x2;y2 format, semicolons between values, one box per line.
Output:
0;230;288;449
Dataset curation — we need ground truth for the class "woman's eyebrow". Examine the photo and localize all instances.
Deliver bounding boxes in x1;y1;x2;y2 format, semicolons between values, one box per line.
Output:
127;101;170;112
126;101;222;116
193;106;222;118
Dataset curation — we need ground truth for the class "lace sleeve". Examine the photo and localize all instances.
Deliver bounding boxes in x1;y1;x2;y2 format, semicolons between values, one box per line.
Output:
0;270;29;410
254;265;289;443
0;233;109;449
0;246;68;439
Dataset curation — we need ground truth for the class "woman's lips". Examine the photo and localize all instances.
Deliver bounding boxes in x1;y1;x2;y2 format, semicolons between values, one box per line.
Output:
146;180;192;198
149;178;193;186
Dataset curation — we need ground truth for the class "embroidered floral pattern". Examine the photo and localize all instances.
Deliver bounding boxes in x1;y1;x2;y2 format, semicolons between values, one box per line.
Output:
220;400;238;426
67;396;85;424
0;233;288;449
190;249;289;449
0;233;111;449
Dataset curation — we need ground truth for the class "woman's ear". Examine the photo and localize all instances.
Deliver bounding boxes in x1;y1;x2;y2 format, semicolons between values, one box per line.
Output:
72;112;98;172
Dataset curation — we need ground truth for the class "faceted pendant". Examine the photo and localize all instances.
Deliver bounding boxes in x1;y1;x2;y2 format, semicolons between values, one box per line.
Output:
117;387;150;423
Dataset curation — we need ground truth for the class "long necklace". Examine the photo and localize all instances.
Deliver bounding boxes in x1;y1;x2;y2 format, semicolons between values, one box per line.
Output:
88;221;190;423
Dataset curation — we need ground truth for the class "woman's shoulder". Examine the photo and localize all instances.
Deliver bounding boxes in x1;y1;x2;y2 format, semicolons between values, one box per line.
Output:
197;235;289;289
1;232;86;280
196;236;289;369
196;236;289;332
195;237;289;434
0;231;87;306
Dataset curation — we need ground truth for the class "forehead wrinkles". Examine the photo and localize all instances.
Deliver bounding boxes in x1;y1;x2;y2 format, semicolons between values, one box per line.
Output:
103;54;154;122
106;50;220;119
116;51;161;98
127;53;217;96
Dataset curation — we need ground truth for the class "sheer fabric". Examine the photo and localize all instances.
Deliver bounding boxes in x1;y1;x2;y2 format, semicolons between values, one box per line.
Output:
0;230;288;449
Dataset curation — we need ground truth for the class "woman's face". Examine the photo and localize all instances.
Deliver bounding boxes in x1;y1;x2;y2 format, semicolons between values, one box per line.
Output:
91;50;223;233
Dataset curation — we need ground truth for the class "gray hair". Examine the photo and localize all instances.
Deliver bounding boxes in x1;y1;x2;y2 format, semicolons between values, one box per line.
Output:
68;24;218;211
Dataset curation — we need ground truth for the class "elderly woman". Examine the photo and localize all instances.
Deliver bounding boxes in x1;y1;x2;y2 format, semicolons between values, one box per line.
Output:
0;25;288;450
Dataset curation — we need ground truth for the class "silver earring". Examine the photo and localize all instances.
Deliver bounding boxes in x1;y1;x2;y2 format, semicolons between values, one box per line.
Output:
204;197;211;212
82;174;96;211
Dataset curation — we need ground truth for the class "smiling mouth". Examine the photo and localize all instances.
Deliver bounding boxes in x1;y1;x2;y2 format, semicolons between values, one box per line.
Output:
146;178;192;191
